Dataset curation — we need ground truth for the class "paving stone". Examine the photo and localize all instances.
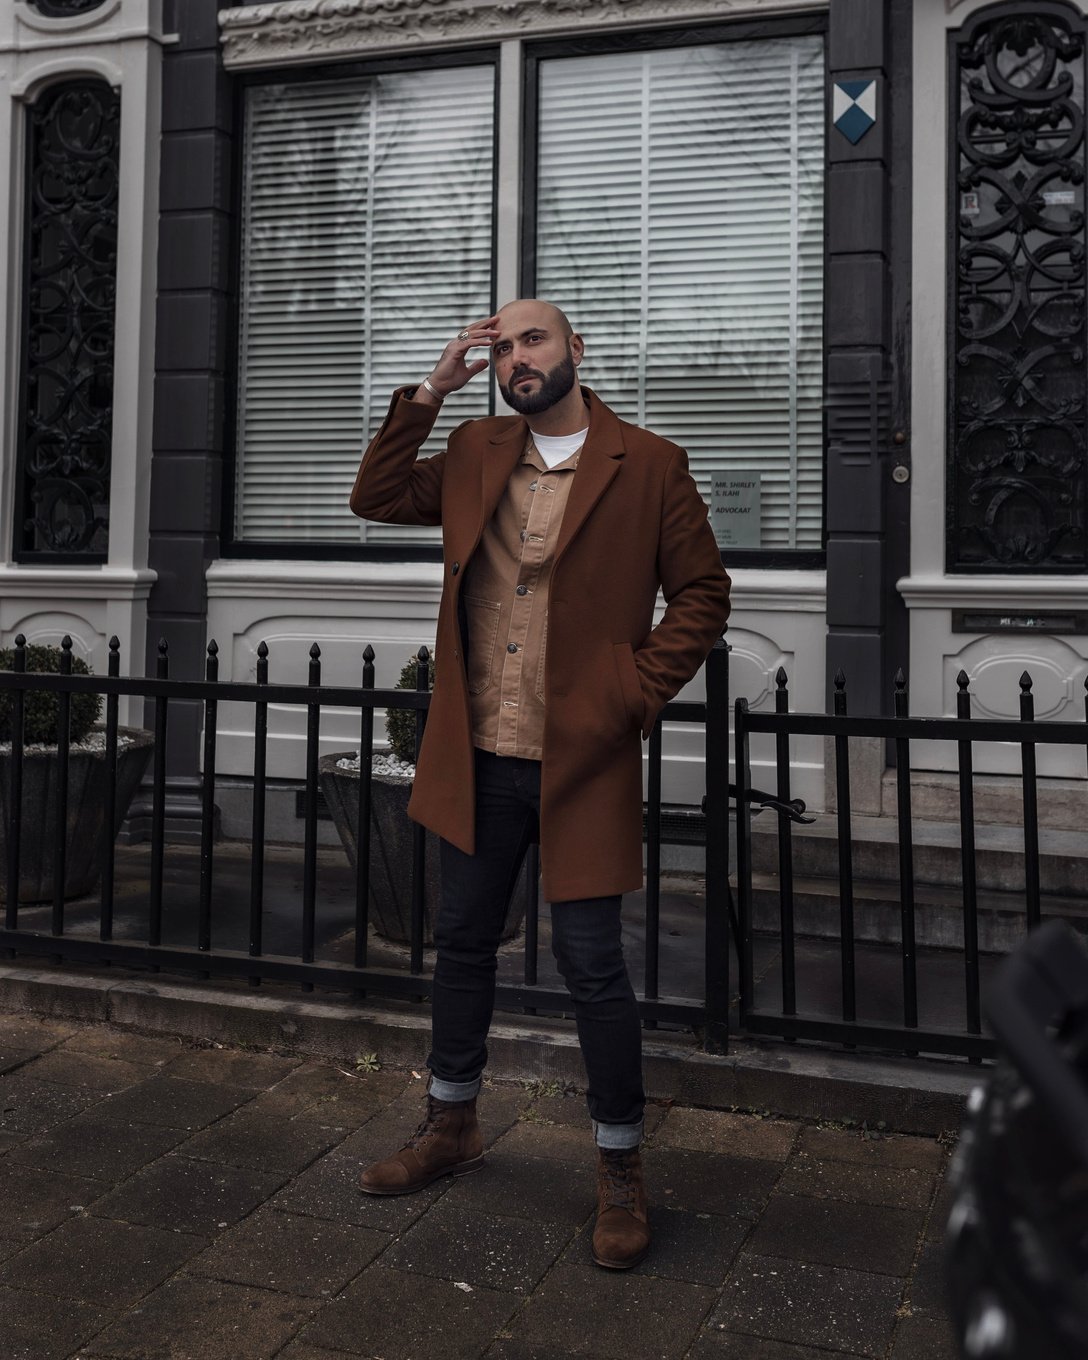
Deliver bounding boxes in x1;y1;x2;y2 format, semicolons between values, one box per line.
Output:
90;1154;285;1235
926;1179;956;1241
301;1264;518;1358
21;1050;150;1092
711;1253;901;1357
189;1206;390;1297
0;1215;204;1307
0;1015;75;1051
652;1109;798;1162
0;1161;105;1240
0;1283;113;1359
92;1075;256;1130
0;1234;23;1264
442;1146;593;1226
562;1203;747;1285
178;1106;349;1173
888;1309;960;1359
687;1334;866;1359
278;1344;374;1360
250;1062;407;1122
161;1045;302;1088
60;1028;184;1066
270;1148;446;1233
484;1344;616;1360
522;1092;666;1139
0;1127;25;1154
643;1146;781;1219
6;1115;187;1183
0;1045;38;1076
385;1199;570;1293
797;1126;948;1173
82;1273;317;1358
906;1239;949;1312
491;1120;599;1166
748;1194;924;1276
478;1083;535;1143
777;1154;934;1210
0;1075;104;1134
506;1261;715;1359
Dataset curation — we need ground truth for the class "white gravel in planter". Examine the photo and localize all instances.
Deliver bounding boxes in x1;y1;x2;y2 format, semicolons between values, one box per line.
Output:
336;751;416;779
0;731;138;755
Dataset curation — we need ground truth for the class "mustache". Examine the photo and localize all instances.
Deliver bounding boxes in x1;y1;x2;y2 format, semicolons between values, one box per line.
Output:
509;367;544;384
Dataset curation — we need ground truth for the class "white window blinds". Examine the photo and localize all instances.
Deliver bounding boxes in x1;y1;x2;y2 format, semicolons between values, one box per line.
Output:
535;37;825;548
235;66;495;543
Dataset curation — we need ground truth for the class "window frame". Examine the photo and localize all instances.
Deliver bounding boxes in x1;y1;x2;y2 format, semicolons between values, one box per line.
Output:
222;47;502;562
521;15;830;571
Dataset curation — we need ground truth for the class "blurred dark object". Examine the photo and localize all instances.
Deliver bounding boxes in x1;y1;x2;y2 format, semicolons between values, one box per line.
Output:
947;921;1088;1358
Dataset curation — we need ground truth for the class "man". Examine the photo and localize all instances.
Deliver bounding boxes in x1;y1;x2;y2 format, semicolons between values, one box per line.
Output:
349;300;730;1269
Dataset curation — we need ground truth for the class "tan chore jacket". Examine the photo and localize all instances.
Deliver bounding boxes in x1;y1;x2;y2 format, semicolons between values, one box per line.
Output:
350;386;731;903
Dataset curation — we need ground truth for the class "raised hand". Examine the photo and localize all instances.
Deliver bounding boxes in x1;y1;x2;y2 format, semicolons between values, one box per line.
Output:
417;316;501;403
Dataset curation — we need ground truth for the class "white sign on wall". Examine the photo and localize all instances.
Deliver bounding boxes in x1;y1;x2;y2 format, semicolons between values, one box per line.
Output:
710;471;762;549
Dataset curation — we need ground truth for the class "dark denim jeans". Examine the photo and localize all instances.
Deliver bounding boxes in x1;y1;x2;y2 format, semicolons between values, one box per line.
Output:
427;750;645;1142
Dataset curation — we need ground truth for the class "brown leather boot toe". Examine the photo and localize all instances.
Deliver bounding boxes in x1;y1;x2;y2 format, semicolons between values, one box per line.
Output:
591;1145;650;1269
358;1093;484;1197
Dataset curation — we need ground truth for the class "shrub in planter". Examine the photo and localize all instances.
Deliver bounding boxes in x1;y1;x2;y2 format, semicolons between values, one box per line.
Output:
320;649;529;945
0;641;154;903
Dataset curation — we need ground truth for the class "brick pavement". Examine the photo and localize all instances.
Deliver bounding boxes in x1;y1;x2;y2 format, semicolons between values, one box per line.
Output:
0;1013;960;1360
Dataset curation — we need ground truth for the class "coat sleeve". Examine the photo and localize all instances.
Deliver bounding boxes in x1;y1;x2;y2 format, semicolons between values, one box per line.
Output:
349;388;452;526
634;447;732;737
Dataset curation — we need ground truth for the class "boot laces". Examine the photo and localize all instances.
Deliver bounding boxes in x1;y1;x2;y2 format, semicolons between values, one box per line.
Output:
599;1150;639;1212
405;1099;447;1151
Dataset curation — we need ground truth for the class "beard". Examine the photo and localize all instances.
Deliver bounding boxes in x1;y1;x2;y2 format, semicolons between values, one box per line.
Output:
499;349;577;415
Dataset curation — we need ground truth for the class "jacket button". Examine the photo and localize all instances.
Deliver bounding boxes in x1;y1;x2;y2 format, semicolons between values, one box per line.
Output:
507;643;518;654
451;562;459;576
516;585;527;596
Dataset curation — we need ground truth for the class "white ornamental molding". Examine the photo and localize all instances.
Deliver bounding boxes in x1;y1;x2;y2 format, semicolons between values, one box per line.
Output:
219;0;826;69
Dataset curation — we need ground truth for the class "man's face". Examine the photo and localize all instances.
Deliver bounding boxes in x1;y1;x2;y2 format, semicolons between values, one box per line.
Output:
491;306;581;415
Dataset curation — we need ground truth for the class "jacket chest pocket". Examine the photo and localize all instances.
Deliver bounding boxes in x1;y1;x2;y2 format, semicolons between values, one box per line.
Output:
465;596;501;695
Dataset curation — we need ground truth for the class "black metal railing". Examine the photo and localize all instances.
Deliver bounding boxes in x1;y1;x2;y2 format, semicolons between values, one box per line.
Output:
0;634;732;1051
735;667;1088;1062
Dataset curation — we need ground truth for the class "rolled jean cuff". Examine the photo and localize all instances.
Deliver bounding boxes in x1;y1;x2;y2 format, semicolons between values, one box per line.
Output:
428;1074;481;1104
593;1118;643;1150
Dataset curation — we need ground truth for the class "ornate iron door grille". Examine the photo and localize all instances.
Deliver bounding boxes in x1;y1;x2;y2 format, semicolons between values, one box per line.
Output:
948;3;1088;572
29;1;109;16
15;79;119;562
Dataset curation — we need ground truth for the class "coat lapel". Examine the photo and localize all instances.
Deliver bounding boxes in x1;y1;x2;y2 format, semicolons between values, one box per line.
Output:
554;388;625;566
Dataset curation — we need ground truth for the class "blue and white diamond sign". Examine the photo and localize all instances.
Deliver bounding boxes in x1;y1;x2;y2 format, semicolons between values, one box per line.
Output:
833;79;877;145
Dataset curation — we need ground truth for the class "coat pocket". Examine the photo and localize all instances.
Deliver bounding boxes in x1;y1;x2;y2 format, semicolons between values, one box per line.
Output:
612;642;645;733
465;597;501;696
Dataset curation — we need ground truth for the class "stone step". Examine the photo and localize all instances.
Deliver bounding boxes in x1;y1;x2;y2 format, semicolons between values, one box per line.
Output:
880;770;1088;831
749;815;1088;897
749;871;1088;955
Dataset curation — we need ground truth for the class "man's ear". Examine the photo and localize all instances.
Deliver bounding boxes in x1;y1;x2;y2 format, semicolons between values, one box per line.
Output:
570;333;584;367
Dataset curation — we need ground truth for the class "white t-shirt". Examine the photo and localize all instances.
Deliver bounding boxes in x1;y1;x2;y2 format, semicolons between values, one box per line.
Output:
532;427;589;469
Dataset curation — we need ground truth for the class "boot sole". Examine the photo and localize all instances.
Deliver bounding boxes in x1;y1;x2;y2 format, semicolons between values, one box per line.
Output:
358;1155;485;1197
591;1245;649;1271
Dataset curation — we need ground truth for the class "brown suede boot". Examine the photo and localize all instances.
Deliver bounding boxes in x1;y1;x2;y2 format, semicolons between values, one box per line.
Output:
591;1145;650;1269
358;1093;484;1196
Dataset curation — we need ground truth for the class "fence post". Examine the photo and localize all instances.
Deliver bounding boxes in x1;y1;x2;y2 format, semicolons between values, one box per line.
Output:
51;636;73;941
198;640;219;958
99;636;120;943
249;640;269;983
410;647;430;976
703;638;730;1052
734;693;754;1021
775;667;796;1021
893;670;918;1032
834;670;856;1025
354;645;376;982
149;639;169;952
956;670;981;1039
1020;671;1041;931
5;635;26;934
301;643;321;986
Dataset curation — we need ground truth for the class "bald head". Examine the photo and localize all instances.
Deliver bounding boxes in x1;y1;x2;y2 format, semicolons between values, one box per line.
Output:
496;298;574;339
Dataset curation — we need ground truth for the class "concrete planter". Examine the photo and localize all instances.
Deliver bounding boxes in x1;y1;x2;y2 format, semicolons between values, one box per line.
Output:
319;753;528;946
0;726;155;903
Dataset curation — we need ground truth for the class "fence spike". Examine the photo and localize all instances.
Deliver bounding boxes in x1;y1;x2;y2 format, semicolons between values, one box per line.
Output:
61;635;72;651
417;645;430;663
309;643;321;660
207;639;219;658
894;667;906;690
834;669;846;691
956;669;970;691
108;636;120;654
363;644;375;663
775;666;788;689
257;640;268;659
1020;670;1033;693
14;633;25;649
158;638;169;656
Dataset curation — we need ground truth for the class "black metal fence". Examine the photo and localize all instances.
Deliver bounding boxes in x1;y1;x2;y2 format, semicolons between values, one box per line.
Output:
734;667;1088;1062
0;634;732;1052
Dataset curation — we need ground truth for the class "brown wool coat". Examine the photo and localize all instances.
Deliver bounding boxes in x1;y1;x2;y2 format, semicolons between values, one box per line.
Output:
350;387;731;902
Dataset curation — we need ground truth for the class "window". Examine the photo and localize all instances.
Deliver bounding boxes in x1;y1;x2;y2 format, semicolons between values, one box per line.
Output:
234;61;496;544
530;34;825;551
229;25;825;557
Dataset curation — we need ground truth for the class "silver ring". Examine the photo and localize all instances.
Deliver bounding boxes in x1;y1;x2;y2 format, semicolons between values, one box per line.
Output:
458;330;470;341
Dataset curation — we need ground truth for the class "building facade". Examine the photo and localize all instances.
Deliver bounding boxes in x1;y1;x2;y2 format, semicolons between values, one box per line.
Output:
0;0;1084;831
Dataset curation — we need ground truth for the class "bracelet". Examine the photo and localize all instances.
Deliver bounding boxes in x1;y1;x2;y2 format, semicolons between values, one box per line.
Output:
421;378;445;401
